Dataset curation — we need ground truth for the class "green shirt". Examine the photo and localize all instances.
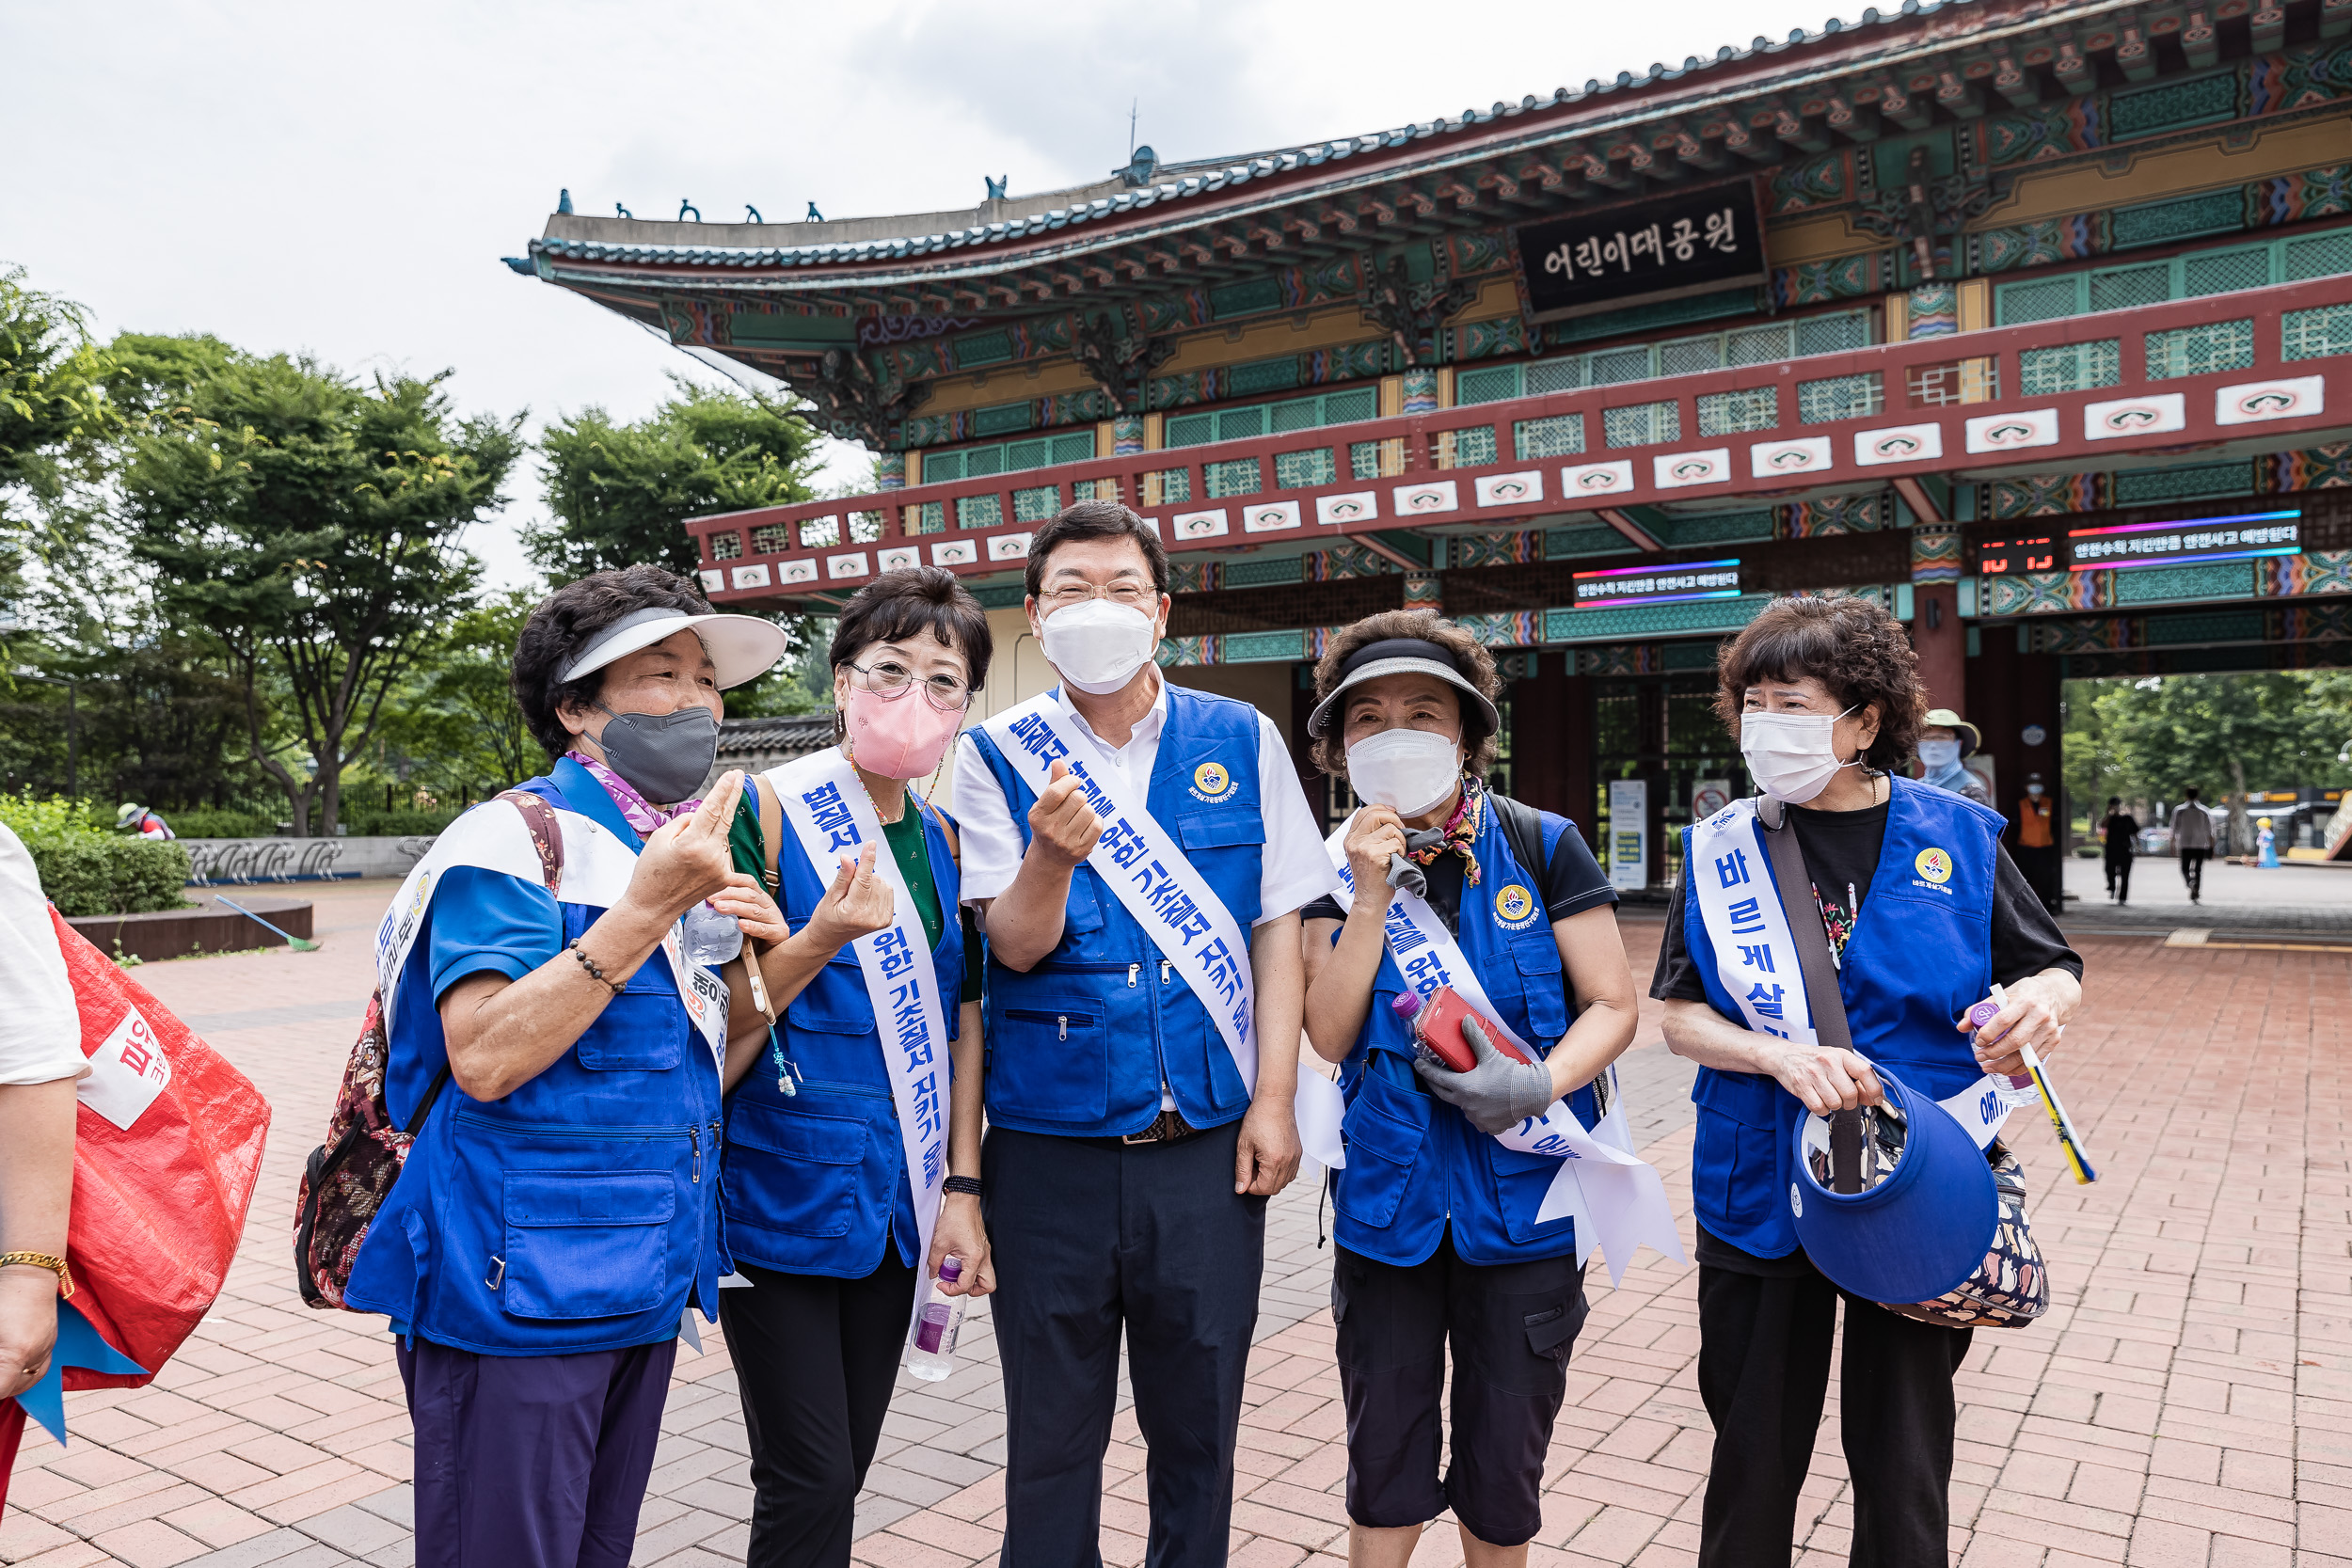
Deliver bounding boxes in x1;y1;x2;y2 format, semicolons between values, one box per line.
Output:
728;785;982;1003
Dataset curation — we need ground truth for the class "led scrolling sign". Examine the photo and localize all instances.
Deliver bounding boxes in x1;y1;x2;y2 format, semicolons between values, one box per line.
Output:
2065;509;2301;571
1572;559;1742;609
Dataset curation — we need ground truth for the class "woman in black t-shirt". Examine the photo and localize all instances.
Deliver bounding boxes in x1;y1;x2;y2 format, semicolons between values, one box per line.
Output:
1652;594;2082;1568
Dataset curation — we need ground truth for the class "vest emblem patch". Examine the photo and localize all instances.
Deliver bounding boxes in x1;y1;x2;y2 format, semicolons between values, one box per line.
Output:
1190;761;1235;801
1494;882;1538;928
1914;847;1953;884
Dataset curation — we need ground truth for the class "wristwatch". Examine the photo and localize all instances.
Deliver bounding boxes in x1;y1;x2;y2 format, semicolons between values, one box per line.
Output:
0;1252;73;1298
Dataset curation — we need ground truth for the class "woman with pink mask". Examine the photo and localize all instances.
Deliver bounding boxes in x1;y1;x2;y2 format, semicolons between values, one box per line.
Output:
714;567;994;1568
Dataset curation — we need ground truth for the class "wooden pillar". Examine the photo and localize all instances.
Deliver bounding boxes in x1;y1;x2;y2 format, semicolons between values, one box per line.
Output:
1910;524;1966;711
1508;653;1597;849
1913;583;1967;710
1291;662;1327;826
1559;667;1596;849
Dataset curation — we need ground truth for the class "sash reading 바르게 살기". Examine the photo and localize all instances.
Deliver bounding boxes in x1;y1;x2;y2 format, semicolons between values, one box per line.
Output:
1688;797;2036;1149
1322;814;1683;1286
767;747;954;1281
375;795;729;1070
978;691;1265;1092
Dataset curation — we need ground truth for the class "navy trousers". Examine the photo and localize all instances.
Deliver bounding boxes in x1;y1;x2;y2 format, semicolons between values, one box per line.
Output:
983;1121;1265;1568
398;1335;675;1568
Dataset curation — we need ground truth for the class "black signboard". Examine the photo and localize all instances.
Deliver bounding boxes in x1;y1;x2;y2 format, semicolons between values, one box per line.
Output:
1514;182;1769;324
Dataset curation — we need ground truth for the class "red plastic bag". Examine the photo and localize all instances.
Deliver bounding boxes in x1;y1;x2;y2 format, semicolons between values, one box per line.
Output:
45;909;271;1392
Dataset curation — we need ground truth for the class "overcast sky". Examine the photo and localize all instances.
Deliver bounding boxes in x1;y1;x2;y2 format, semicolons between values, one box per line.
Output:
4;0;1852;590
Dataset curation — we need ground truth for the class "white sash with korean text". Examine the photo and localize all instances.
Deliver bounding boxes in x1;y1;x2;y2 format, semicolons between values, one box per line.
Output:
1689;798;2020;1149
979;692;1260;1089
374;796;729;1069
767;748;952;1275
1324;814;1684;1287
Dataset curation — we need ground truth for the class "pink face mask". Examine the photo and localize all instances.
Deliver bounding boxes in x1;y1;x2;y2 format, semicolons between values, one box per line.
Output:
843;683;963;780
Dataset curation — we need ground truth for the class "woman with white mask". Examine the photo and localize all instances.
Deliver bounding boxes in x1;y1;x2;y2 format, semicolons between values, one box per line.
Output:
1650;594;2083;1568
1299;611;1638;1568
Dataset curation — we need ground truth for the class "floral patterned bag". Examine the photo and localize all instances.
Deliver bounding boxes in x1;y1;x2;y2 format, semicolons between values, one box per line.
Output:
1877;1139;2049;1329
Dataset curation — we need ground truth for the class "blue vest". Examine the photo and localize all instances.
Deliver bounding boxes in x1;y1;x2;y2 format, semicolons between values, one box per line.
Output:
1331;800;1602;1268
346;758;727;1355
722;801;962;1278
966;686;1264;1137
1681;776;2004;1258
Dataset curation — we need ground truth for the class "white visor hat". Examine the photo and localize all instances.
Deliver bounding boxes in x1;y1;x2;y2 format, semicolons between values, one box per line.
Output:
1305;638;1502;738
557;607;790;690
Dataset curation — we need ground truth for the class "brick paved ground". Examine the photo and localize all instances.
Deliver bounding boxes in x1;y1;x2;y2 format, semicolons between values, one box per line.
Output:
2;879;2343;1567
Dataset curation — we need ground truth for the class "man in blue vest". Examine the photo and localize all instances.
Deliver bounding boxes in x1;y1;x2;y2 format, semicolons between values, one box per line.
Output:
952;500;1338;1567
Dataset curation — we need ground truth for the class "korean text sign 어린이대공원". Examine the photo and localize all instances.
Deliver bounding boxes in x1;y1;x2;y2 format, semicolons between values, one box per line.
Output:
1513;181;1770;324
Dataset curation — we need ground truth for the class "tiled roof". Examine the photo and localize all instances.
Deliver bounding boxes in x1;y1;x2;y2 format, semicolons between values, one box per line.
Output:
529;0;1980;274
716;712;835;760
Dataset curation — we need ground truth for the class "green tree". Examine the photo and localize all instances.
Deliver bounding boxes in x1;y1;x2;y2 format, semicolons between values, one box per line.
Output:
371;588;539;797
113;338;522;835
2065;671;2352;850
0;266;116;663
0;265;112;505
531;374;820;578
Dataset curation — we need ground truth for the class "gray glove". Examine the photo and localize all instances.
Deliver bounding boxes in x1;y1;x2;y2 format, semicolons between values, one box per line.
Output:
1411;1014;1557;1135
1385;827;1450;901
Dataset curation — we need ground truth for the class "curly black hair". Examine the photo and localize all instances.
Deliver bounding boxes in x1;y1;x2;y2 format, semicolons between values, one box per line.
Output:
513;564;711;761
1309;610;1503;783
1712;594;1927;772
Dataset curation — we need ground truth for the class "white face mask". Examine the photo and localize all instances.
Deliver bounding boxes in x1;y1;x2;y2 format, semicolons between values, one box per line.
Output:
1740;705;1859;804
2027;784;2043;797
1040;598;1160;695
1917;738;1963;771
1346;727;1464;818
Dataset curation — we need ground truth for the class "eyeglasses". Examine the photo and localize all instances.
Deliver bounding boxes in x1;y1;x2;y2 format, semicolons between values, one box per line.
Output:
1036;581;1158;610
848;657;973;711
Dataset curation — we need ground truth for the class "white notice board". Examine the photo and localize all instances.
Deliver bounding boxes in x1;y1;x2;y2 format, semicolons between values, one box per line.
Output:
1609;779;1649;892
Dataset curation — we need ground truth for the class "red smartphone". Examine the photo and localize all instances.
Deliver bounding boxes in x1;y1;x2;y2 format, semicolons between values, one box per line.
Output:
1391;986;1533;1071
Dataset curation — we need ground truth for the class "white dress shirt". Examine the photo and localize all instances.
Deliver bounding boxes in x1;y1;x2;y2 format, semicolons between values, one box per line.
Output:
0;823;90;1085
950;671;1339;924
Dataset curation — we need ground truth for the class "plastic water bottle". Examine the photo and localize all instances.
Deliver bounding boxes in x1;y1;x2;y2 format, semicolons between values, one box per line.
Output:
680;901;742;966
904;1258;966;1381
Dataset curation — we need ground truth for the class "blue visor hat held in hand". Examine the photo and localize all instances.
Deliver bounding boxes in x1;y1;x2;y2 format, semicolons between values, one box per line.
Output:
1786;1068;1998;1305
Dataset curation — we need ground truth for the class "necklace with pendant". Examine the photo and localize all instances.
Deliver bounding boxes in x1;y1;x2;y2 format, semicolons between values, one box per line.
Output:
843;742;906;826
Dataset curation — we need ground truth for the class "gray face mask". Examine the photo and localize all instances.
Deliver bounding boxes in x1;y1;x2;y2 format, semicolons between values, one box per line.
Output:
594;704;719;805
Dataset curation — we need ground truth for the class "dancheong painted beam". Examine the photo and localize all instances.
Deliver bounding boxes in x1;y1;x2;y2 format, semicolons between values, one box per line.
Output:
687;273;2352;610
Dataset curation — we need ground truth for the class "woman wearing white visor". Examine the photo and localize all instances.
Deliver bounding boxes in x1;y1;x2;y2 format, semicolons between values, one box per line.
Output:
1299;611;1639;1568
345;564;794;1567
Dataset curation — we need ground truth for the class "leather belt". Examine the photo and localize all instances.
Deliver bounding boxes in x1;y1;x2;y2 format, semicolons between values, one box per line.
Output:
1120;1107;1203;1146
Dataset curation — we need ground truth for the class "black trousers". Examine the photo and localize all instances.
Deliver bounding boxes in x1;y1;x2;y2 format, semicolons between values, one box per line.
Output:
1696;1252;1973;1568
2180;847;2210;898
984;1120;1265;1568
718;1255;920;1568
1332;1237;1586;1547
2104;853;2133;902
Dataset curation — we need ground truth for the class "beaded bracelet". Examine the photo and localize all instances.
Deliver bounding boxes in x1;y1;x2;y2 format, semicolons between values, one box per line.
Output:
567;939;624;997
942;1175;984;1198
